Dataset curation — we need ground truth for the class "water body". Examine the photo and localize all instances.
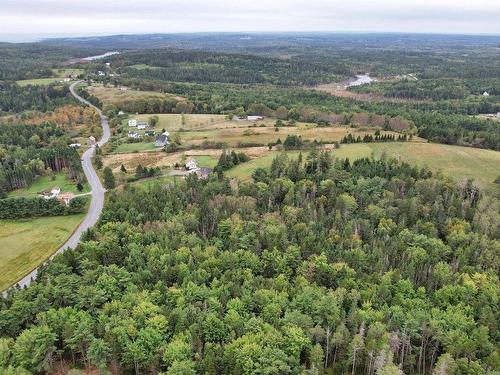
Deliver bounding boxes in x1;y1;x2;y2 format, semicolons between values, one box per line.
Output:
346;74;375;87
82;51;120;61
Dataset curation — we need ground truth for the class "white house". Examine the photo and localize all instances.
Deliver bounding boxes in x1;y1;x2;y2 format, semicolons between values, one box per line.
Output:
137;122;149;130
69;143;81;148
128;119;137;127
98;71;105;76
162;130;170;137
128;131;140;139
185;158;199;171
247;115;264;121
483;91;490;97
88;136;96;146
118;110;125;116
42;186;61;200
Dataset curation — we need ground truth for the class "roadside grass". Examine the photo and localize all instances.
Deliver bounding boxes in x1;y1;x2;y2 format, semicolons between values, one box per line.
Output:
0;214;85;291
8;172;90;197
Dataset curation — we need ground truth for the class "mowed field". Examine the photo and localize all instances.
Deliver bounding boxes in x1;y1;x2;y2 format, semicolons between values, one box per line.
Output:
0;214;85;291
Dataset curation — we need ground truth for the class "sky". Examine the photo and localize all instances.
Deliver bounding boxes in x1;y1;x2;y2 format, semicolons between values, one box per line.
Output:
1;0;499;42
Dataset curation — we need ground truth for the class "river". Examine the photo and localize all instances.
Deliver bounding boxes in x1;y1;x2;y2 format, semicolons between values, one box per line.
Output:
82;51;120;61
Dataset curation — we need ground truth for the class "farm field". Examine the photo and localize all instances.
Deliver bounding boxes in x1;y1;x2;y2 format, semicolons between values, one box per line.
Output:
8;172;90;197
0;214;85;291
118;113;401;150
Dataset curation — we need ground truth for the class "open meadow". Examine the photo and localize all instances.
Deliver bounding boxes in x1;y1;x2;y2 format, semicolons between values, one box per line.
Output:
226;142;500;193
87;85;184;107
0;214;85;290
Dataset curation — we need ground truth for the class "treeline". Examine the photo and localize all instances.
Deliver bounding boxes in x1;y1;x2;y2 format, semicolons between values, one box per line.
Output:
1;155;498;374
351;78;500;100
0;196;87;219
215;150;250;171
0;123;83;195
341;132;409;144
0;82;77;114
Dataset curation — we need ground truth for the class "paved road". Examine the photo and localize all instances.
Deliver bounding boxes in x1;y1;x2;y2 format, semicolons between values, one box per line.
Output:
5;81;110;292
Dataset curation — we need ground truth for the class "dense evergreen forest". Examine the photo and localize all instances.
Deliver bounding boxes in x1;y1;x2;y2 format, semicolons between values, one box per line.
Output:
111;49;346;86
1;154;498;374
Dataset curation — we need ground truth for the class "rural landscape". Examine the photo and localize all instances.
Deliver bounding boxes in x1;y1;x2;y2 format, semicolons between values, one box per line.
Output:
0;6;499;375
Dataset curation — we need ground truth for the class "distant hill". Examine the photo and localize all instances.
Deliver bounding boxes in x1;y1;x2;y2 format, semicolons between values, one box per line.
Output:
40;32;500;53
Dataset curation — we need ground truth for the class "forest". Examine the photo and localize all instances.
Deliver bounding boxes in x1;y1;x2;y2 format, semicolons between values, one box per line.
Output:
111;49;346;86
0;82;77;114
0;122;84;197
0;153;498;374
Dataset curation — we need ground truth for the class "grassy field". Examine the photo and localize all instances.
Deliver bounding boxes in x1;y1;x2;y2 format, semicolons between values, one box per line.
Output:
120;114;398;149
87;85;184;108
227;142;500;192
0;214;85;291
366;142;500;193
16;68;83;87
114;142;158;153
130;113;228;132
8;172;90;197
128;64;161;70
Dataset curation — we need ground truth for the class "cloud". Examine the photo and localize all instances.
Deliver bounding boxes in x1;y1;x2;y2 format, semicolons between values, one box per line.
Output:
0;0;499;41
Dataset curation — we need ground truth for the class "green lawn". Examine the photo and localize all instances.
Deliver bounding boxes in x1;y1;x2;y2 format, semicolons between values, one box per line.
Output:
8;173;90;197
192;155;218;168
0;214;85;291
114;142;158;153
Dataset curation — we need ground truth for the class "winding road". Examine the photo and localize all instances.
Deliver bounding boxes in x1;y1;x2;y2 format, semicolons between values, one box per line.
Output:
6;82;110;291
